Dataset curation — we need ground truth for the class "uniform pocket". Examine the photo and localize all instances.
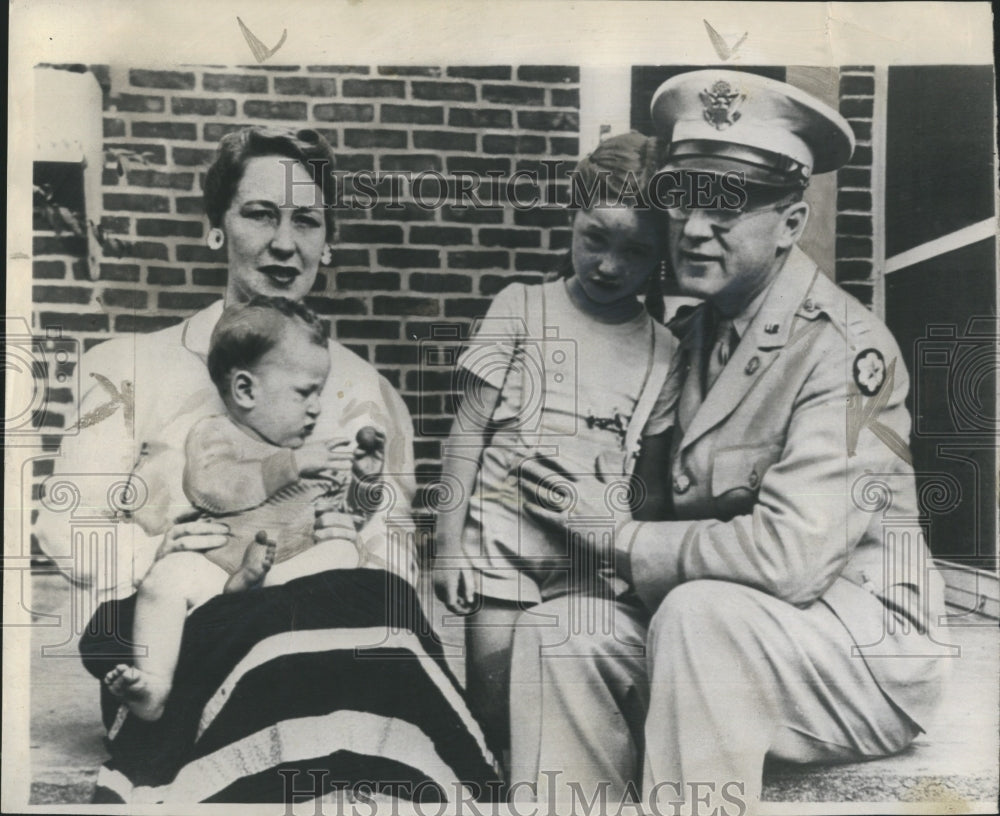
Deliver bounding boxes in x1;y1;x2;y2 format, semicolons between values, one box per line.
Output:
711;442;781;498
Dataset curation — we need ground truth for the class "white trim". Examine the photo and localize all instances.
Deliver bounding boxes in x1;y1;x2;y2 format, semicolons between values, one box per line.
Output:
115;711;469;804
884;218;997;275
195;626;493;765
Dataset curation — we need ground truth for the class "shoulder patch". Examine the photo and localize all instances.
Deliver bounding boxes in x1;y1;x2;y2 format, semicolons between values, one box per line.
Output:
853;348;886;396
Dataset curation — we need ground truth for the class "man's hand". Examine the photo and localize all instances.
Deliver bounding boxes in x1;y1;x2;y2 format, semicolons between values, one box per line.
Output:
518;454;633;557
517;454;579;529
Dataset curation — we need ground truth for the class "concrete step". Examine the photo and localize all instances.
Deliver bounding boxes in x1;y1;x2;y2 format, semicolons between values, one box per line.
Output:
24;572;999;807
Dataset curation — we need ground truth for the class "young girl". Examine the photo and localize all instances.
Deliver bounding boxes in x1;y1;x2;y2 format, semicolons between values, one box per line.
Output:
432;132;677;761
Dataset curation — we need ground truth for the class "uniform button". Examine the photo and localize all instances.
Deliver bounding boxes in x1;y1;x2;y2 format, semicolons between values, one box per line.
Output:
748;470;759;488
803;298;817;312
745;356;760;375
673;473;691;494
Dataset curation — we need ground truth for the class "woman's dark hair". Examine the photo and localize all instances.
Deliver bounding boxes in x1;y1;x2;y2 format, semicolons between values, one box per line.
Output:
203;126;338;240
207;296;329;398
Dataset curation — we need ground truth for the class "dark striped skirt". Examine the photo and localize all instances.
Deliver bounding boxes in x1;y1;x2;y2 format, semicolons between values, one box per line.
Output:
79;569;500;804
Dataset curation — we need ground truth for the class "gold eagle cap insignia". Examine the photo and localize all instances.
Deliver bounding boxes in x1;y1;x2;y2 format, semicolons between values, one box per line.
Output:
700;80;745;130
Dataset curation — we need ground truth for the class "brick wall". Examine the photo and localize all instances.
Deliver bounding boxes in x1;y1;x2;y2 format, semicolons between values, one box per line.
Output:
31;61;882;533
835;66;876;307
31;63;581;513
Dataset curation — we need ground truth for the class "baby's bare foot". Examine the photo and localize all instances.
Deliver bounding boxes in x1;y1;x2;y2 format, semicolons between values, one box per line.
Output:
103;664;170;721
224;531;276;593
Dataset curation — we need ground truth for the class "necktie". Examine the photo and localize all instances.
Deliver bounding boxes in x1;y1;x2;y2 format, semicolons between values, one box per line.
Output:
704;316;736;392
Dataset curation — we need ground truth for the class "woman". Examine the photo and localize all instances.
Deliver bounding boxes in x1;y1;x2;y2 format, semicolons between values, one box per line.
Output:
35;126;498;804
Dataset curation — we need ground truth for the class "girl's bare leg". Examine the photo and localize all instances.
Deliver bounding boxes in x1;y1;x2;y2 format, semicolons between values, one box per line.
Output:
465;598;526;771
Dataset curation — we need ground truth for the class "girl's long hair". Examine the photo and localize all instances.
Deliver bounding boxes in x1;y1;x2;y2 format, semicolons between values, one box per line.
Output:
550;132;668;323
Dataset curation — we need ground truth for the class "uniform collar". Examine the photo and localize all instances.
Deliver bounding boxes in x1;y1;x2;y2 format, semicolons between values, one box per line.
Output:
729;282;771;341
675;245;819;450
667;245;817;350
746;245;818;349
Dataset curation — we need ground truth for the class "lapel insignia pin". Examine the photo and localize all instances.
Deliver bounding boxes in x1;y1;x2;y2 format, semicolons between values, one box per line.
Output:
745;356;761;375
764;323;780;334
700;80;745;130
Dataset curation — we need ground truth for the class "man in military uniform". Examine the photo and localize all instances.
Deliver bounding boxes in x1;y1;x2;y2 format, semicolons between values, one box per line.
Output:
509;70;950;814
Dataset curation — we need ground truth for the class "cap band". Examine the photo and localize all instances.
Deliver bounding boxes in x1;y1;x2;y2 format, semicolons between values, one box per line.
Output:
663;140;810;187
672;119;814;170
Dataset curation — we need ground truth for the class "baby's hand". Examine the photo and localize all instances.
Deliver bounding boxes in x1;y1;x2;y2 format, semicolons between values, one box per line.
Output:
296;439;353;479
348;427;386;514
352;426;386;479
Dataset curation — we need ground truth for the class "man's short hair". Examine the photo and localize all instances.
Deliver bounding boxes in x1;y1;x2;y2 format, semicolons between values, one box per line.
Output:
207;296;329;397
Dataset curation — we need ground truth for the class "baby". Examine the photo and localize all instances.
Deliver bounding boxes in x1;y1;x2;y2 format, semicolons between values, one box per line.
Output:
104;296;384;720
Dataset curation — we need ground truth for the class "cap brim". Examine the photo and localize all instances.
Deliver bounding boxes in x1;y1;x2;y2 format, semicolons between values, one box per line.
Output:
659;154;805;188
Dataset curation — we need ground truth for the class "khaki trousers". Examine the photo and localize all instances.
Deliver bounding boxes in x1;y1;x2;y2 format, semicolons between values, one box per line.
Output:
509;580;921;815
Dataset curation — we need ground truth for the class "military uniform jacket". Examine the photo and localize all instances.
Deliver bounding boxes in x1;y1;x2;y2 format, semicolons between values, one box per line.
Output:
625;247;949;726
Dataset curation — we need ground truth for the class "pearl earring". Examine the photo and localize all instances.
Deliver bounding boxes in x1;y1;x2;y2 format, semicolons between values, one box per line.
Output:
321;244;333;266
207;227;225;250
